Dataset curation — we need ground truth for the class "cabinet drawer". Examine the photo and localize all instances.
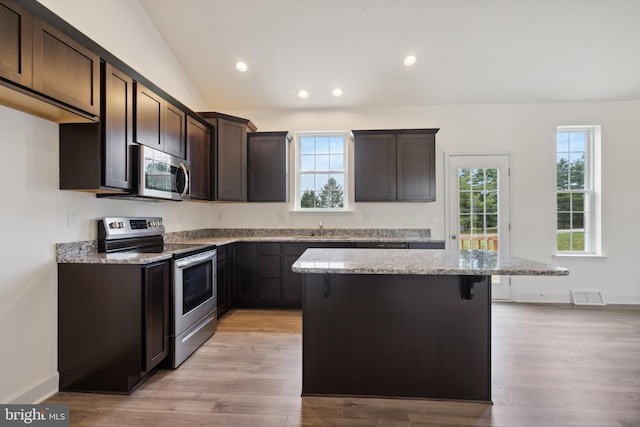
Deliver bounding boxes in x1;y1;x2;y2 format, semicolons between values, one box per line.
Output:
216;245;228;261
283;242;356;256
260;242;281;256
283;243;309;256
409;241;446;249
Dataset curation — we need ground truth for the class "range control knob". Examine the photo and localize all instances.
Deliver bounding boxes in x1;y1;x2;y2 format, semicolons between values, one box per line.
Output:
109;222;118;229
118;222;125;229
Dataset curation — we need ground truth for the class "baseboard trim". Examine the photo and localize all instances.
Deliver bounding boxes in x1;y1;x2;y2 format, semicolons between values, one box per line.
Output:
514;292;640;305
2;372;59;404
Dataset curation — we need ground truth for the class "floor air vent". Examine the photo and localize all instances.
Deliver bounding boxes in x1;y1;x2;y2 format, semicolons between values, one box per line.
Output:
570;290;606;306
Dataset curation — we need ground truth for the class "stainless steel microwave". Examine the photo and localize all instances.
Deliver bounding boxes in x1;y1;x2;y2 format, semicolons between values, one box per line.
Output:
137;145;191;201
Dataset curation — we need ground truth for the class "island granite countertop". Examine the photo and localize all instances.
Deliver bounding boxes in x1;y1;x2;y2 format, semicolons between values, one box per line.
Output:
292;248;569;276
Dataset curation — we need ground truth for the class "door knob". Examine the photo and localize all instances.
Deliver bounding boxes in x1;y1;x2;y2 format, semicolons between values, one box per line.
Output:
451;235;457;240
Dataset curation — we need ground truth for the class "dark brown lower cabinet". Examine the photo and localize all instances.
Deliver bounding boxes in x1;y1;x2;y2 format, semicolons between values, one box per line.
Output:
302;273;491;401
237;242;356;308
58;261;170;394
235;240;444;309
216;244;238;318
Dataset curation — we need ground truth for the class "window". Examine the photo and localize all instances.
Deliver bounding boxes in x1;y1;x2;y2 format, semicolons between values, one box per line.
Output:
295;131;348;210
556;126;601;254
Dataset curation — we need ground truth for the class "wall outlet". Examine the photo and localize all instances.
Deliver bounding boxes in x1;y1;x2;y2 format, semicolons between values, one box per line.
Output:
412;212;419;222
363;212;371;222
277;212;286;222
430;213;444;222
68;210;79;229
216;212;224;222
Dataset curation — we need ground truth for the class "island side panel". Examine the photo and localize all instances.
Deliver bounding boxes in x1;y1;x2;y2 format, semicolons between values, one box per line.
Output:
302;273;491;402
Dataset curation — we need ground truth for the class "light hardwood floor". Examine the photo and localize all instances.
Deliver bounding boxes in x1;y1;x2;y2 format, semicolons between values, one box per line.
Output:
46;304;640;426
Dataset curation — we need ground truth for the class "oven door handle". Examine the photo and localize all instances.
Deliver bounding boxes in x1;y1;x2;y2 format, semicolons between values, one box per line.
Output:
175;250;216;269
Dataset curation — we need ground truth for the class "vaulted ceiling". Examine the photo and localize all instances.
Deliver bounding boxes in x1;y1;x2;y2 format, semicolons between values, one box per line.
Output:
138;0;640;111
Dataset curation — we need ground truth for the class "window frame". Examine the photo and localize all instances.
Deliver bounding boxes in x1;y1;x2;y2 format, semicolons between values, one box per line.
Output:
555;125;601;255
294;130;350;212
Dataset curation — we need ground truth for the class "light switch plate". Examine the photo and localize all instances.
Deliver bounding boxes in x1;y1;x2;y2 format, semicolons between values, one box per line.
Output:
68;210;79;228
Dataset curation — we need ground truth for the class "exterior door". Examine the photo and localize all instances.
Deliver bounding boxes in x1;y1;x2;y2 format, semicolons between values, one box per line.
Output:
448;154;511;300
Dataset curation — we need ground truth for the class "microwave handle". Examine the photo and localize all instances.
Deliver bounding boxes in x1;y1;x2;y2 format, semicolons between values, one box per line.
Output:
177;163;189;199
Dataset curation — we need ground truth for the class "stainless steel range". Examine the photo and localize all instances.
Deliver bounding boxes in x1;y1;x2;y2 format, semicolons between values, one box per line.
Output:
98;216;217;368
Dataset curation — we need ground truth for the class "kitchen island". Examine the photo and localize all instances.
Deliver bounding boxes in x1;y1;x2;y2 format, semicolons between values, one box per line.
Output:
292;248;568;402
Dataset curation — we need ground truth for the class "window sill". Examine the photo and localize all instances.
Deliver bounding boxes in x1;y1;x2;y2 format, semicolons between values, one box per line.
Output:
552;253;608;259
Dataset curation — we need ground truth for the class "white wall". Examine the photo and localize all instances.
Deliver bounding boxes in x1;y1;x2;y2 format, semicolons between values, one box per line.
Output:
0;0;213;404
0;107;214;405
224;102;640;306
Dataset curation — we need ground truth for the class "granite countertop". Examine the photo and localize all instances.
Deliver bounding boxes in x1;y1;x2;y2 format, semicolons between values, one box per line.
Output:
291;248;569;276
57;228;443;264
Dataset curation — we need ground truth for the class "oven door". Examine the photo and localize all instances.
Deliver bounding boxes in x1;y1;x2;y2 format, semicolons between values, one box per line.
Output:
173;249;217;335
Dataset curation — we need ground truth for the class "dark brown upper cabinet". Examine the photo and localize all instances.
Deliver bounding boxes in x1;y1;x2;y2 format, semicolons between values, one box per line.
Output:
59;63;134;193
0;0;100;122
0;0;33;87
199;112;257;201
163;101;186;158
32;16;100;118
353;129;439;202
135;82;186;158
247;131;291;202
186;116;213;200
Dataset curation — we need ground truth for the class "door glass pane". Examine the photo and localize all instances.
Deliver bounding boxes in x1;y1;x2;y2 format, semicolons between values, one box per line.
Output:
458;167;499;253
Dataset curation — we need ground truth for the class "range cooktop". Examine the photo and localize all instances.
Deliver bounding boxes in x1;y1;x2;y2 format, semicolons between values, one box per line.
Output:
98;217;215;258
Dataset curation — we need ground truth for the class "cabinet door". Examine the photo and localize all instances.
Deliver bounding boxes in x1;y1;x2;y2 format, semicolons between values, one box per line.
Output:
103;63;134;190
216;258;228;314
144;262;170;372
238;243;257;303
163;101;186;158
228;244;238;306
248;133;289;202
0;0;32;87
258;243;281;303
217;118;247;201
282;254;303;305
397;133;436;201
32;17;100;117
187;116;212;200
354;133;396;201
134;83;163;150
216;245;229;315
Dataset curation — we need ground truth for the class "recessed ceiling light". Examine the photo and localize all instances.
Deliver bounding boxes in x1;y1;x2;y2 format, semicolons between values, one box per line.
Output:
298;89;309;99
332;88;343;97
403;55;417;66
235;61;248;72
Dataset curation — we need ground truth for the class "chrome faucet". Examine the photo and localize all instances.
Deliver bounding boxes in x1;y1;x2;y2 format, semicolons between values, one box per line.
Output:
319;221;324;236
